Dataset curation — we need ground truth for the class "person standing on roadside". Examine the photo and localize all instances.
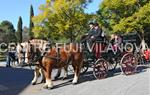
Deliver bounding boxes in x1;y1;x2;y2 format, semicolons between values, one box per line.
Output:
6;45;17;67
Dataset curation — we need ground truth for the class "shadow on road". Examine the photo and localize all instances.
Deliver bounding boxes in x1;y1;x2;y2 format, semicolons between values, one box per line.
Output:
52;68;122;89
0;67;33;95
136;65;149;73
52;65;149;89
1;65;148;92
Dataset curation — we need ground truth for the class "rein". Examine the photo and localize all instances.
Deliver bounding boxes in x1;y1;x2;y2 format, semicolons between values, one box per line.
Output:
45;55;60;60
44;54;71;65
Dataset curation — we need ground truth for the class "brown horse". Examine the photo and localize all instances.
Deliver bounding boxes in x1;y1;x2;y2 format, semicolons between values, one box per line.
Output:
31;43;83;89
16;39;50;83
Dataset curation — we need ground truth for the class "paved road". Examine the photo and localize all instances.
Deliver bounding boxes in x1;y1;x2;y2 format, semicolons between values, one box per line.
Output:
0;62;150;95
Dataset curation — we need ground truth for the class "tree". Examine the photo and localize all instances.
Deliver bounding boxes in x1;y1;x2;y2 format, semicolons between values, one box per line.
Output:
113;2;150;33
17;16;23;43
97;0;150;34
29;5;34;39
112;1;150;46
32;0;93;42
22;26;30;41
0;20;16;43
0;28;6;43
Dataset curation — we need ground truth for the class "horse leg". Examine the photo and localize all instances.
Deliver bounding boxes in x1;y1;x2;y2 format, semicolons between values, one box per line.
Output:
18;56;21;66
43;64;53;89
54;65;68;80
72;59;83;84
54;68;61;80
31;66;40;85
39;68;45;83
72;65;78;84
62;65;68;80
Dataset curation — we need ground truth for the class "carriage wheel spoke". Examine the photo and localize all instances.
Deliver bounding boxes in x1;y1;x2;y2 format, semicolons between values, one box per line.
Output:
121;53;137;75
93;59;108;79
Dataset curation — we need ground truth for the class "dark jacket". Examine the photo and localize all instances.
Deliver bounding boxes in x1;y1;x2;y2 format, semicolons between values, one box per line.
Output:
94;28;102;39
87;27;95;39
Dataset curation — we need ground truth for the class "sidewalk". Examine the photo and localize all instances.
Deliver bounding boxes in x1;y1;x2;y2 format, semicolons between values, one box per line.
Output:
0;61;6;67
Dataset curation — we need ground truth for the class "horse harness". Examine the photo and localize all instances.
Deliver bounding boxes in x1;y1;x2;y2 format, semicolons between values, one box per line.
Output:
44;48;71;65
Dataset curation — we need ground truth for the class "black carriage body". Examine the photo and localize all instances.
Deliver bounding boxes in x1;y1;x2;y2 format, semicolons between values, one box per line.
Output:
122;32;141;46
80;33;139;79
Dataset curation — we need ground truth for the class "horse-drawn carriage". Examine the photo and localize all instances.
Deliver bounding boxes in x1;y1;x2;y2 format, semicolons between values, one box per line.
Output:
13;34;139;79
8;33;149;89
68;32;141;79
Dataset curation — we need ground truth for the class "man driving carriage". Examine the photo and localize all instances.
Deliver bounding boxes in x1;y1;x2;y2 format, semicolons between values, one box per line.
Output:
85;22;105;45
84;21;106;59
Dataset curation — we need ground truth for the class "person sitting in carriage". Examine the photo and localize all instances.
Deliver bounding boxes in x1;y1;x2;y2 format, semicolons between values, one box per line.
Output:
92;22;106;58
81;21;95;44
110;34;122;54
86;22;104;46
81;22;105;45
81;21;105;59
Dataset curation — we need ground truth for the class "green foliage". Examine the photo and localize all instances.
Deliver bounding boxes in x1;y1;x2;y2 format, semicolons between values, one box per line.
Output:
0;20;17;43
113;1;150;33
98;0;150;35
16;16;23;43
22;26;30;41
29;5;34;39
0;20;15;33
33;0;92;42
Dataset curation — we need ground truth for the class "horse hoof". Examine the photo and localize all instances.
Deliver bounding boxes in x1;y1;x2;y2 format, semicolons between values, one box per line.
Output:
43;86;53;90
54;77;59;81
47;87;53;90
72;82;78;85
31;82;36;85
62;77;67;80
40;79;46;83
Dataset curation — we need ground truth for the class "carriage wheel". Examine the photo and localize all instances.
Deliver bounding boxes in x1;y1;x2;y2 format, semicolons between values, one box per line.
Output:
120;53;138;75
93;59;108;79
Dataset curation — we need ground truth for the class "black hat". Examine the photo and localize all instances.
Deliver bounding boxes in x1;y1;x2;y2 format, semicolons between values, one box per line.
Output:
94;22;99;26
88;21;94;25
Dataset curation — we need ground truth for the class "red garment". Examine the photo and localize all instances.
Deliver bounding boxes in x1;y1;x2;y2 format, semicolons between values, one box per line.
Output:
144;50;150;61
93;43;105;59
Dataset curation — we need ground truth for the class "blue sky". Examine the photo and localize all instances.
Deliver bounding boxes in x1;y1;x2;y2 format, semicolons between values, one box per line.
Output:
0;0;102;30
